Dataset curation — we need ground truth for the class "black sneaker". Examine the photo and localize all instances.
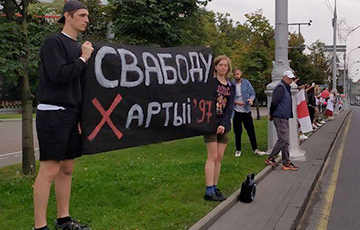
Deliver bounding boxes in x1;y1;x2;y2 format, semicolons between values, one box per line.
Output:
215;188;227;201
203;193;221;202
55;217;91;230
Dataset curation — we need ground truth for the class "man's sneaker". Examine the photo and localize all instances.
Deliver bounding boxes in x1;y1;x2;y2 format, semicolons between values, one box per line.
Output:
265;157;278;167
254;149;266;156
299;134;308;140
204;193;221;202
235;150;242;157
215;188;226;201
55;217;91;230
320;120;326;124
282;162;299;171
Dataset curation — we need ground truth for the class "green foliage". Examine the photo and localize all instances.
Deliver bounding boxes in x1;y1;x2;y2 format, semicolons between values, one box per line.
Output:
307;40;331;84
0;20;24;99
0;9;58;100
288;34;330;85
82;0;111;42
109;0;211;47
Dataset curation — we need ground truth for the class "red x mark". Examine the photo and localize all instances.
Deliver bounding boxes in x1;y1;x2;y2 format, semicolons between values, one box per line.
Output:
87;94;123;141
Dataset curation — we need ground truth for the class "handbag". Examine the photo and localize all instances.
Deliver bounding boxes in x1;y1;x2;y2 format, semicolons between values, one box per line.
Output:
238;173;256;203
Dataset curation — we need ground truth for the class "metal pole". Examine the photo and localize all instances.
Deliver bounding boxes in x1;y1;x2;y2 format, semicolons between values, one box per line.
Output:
332;0;337;90
344;53;347;110
274;0;288;65
266;0;290;153
266;0;304;160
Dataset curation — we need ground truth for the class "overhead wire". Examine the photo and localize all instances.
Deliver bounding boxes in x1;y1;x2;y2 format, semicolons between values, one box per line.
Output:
324;0;334;15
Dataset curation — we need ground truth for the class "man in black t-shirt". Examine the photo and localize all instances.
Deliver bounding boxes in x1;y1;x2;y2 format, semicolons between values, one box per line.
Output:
33;1;94;230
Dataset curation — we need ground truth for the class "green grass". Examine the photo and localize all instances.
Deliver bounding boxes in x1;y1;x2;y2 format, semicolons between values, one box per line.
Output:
0;117;268;230
0;113;36;119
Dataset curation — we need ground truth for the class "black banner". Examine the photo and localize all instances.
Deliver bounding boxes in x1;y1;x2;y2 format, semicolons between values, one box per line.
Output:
81;42;218;154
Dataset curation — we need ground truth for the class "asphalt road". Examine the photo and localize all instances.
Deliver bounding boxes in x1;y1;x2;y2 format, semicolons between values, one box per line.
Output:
298;106;360;230
0;119;39;168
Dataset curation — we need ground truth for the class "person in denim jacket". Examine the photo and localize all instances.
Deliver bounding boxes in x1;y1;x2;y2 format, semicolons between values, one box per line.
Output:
231;68;266;157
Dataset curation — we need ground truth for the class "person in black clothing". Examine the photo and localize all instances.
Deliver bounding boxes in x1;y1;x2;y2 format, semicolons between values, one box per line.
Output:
306;85;320;129
33;1;94;230
203;55;235;202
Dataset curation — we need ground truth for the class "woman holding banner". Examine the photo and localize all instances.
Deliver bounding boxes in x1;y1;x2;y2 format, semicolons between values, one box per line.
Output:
203;55;235;202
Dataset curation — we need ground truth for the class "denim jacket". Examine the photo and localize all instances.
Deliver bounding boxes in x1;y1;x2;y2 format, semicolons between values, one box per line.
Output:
231;79;256;118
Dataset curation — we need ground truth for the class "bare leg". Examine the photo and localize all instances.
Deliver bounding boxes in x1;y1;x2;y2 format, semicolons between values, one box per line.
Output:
205;142;218;186
213;143;227;186
33;160;61;228
55;159;74;218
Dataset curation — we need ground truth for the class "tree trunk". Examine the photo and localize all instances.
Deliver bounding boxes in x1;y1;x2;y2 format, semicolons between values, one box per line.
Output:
3;0;15;22
255;97;260;120
21;0;36;175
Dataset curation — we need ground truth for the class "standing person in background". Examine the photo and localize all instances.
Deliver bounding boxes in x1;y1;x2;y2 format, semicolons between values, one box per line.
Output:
307;84;321;129
325;89;336;120
203;55;235;202
265;70;299;171
33;1;93;230
232;68;266;157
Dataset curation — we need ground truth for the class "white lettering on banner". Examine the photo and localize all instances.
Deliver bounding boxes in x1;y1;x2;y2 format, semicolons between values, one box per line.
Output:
145;102;162;128
189;52;203;82
199;53;212;83
94;46;212;88
125;104;144;128
125;98;192;129
158;53;177;85
176;54;189;84
162;102;173;126
118;48;144;88
142;52;164;86
95;46;119;88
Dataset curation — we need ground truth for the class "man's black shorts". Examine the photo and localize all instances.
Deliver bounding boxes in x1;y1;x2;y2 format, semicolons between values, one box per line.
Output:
36;109;81;161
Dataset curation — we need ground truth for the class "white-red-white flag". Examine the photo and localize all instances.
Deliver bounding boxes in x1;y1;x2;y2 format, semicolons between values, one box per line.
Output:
297;89;313;133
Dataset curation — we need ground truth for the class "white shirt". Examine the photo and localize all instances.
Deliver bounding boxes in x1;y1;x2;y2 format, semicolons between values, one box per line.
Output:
326;94;334;111
234;82;247;113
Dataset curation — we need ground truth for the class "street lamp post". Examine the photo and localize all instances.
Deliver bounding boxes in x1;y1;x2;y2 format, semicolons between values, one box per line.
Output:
332;0;337;91
344;46;360;109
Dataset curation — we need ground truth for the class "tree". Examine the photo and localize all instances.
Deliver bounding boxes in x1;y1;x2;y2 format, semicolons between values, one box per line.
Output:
0;0;57;174
307;40;331;84
288;32;314;84
239;10;275;119
109;0;211;47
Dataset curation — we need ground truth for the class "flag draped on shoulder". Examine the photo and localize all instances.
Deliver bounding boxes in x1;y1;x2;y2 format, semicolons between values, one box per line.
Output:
297;89;313;133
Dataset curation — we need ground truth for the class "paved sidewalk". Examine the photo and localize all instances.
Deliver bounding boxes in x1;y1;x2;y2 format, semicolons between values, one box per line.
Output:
190;110;351;230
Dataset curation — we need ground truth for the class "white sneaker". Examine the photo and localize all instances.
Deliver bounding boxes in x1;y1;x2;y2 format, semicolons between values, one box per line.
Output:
312;124;318;129
254;149;266;156
235;150;242;157
320;120;326;124
299;134;308;140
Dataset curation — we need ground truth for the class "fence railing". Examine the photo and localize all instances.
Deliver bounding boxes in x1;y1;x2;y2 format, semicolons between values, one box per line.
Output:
0;100;22;108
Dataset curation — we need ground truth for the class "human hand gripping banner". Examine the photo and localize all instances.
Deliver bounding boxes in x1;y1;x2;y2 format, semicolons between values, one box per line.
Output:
81;42;218;154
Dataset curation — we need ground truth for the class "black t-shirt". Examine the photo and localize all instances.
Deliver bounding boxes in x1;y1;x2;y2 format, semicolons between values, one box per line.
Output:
215;79;231;119
37;33;87;110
